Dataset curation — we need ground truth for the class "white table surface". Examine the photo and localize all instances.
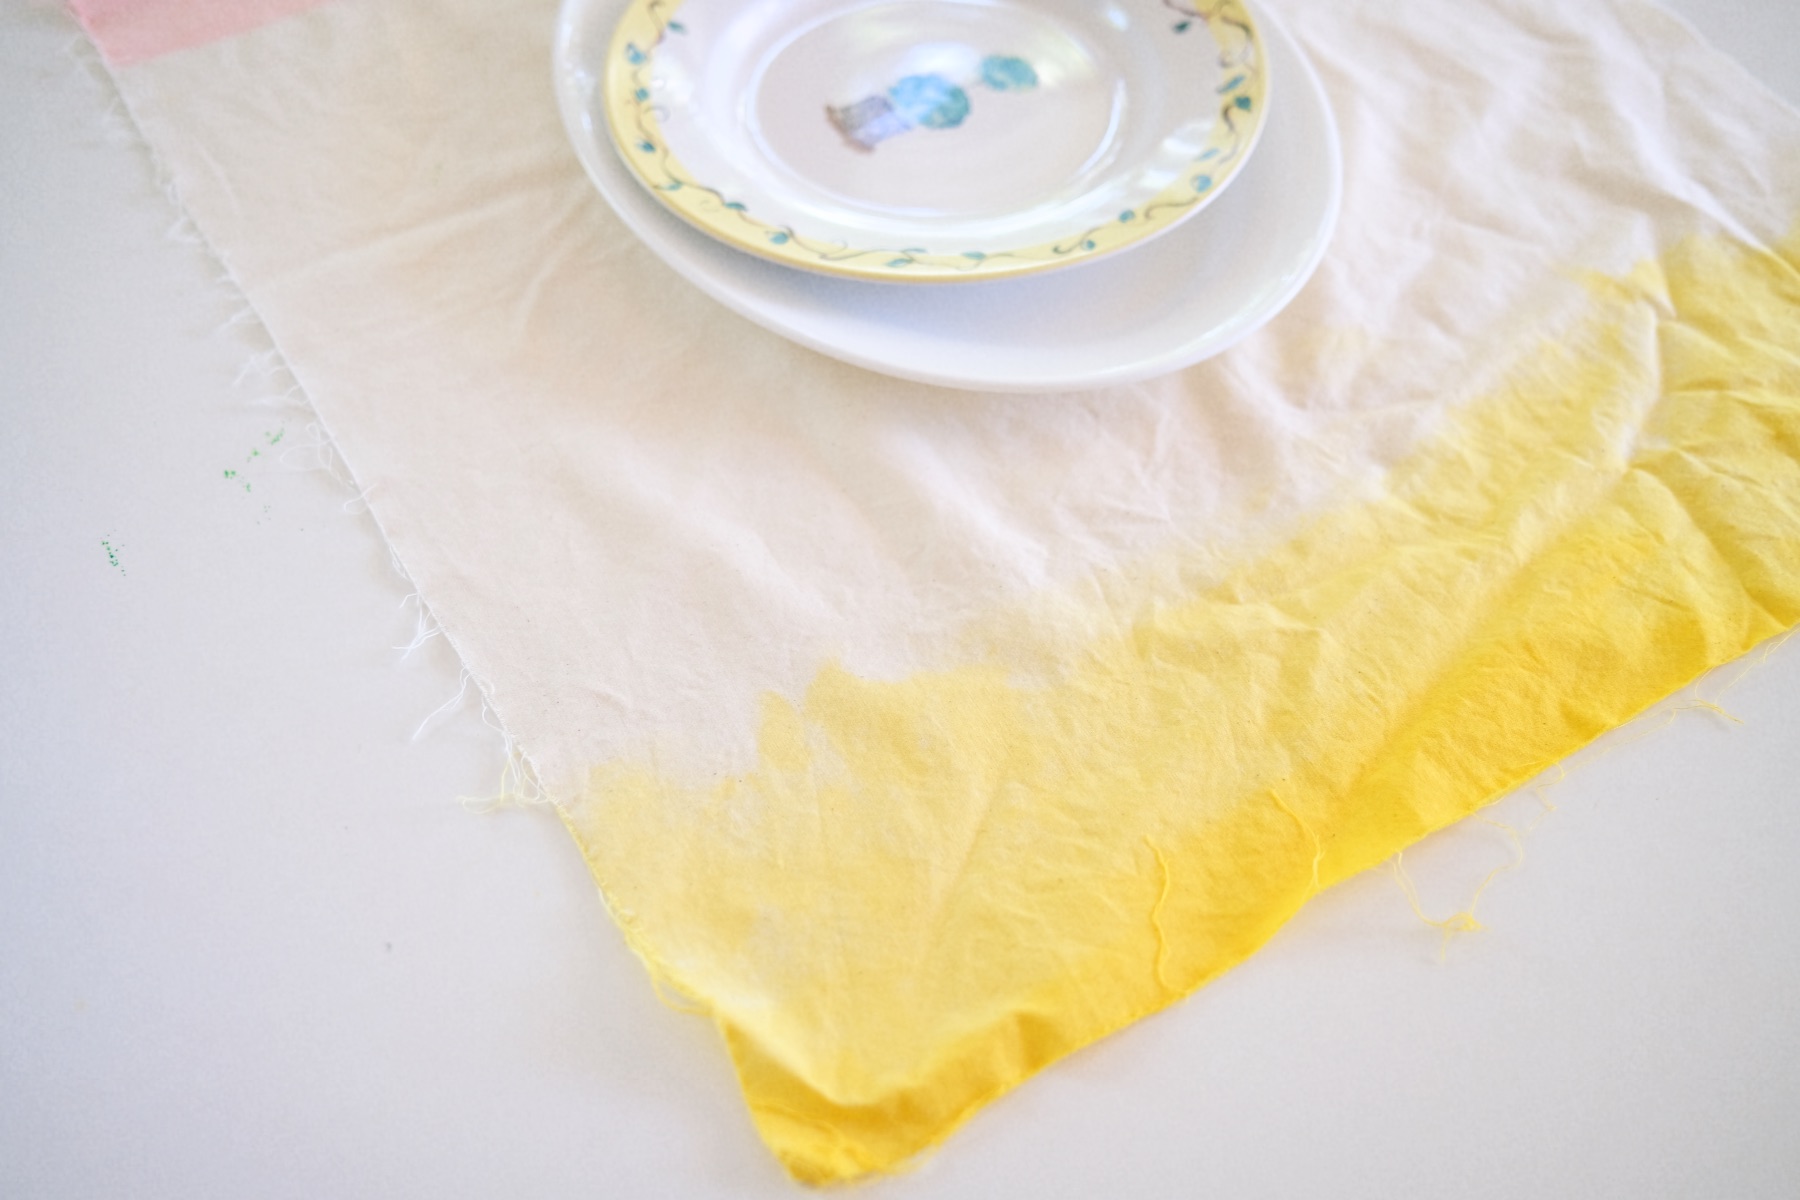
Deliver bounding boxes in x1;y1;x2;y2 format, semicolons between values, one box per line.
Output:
4;1;1799;1195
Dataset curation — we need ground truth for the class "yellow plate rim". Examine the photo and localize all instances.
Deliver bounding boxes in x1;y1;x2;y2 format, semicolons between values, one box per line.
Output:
601;0;1272;284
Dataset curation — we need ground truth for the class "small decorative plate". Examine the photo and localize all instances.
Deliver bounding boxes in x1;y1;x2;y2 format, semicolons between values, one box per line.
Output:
558;0;1337;390
601;0;1270;282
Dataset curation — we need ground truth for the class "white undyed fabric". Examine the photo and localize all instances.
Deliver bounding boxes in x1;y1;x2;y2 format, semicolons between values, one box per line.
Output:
106;0;1800;797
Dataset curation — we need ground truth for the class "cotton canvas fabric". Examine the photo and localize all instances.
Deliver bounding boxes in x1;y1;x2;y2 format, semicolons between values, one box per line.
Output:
79;0;1800;1182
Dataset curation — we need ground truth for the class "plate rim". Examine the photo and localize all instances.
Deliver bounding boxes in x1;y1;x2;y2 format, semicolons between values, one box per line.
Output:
554;0;1341;391
599;0;1272;284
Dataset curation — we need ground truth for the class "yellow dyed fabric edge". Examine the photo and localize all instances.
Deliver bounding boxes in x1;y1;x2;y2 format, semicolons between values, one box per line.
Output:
563;228;1800;1184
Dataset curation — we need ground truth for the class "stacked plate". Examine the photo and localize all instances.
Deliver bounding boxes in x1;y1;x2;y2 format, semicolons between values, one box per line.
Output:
553;0;1341;391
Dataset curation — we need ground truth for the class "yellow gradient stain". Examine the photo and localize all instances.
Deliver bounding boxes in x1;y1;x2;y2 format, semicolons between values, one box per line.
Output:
563;228;1800;1184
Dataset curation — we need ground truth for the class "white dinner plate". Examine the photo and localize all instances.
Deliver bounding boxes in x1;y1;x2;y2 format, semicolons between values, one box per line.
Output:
600;0;1270;282
554;0;1340;392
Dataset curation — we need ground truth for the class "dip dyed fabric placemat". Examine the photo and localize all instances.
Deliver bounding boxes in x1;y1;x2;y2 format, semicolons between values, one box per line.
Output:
72;0;1800;1183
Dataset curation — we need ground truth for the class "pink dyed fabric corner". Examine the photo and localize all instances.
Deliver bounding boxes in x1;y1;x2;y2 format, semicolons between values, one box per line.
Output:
69;0;336;65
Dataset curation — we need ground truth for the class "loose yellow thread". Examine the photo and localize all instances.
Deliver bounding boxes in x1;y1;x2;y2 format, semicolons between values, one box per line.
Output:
1145;837;1178;997
1520;797;1557;837
1270;790;1324;895
1675;697;1743;724
1717;627;1794;696
458;743;548;813
1477;817;1530;884
1388;818;1529;962
1528;763;1565;819
1388;851;1484;962
647;975;711;1017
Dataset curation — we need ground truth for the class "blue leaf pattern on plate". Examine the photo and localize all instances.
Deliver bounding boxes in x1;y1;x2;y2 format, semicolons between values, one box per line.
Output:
887;74;972;129
980;55;1039;92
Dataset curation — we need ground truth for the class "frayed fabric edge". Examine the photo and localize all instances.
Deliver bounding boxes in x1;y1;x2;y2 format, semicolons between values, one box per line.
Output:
62;22;549;809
